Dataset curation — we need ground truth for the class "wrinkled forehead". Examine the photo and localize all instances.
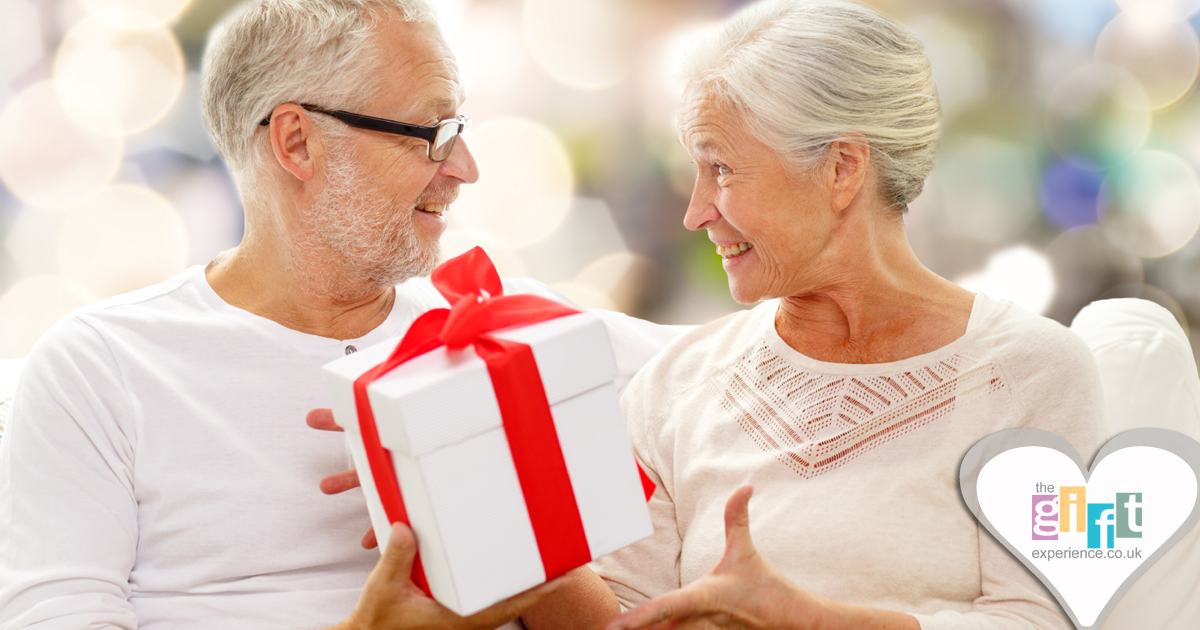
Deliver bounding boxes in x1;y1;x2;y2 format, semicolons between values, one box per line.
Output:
676;85;744;154
372;15;465;120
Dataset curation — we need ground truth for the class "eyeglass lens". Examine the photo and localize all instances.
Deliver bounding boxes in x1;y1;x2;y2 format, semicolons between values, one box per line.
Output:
433;121;458;161
432;127;455;161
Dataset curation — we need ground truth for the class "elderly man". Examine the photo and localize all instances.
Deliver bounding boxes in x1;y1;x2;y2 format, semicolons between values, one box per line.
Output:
0;0;676;628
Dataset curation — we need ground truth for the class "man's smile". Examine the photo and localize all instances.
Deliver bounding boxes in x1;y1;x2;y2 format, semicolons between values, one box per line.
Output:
415;203;448;216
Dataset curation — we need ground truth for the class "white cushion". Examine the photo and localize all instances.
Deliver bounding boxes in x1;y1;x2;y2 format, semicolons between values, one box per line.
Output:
1071;298;1200;630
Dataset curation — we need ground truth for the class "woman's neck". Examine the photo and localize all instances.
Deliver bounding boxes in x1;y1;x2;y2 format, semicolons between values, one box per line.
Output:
773;212;975;364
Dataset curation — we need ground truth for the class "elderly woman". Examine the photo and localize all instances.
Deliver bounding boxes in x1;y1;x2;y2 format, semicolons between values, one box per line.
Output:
591;1;1109;629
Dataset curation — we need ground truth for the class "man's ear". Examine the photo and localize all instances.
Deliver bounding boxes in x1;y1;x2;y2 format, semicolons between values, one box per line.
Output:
267;103;321;183
827;138;870;213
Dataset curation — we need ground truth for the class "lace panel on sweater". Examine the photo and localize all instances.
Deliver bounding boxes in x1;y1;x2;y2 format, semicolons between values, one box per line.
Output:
714;342;1006;478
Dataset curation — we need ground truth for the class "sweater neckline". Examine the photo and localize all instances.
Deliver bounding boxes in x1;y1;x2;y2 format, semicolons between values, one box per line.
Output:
763;293;1003;376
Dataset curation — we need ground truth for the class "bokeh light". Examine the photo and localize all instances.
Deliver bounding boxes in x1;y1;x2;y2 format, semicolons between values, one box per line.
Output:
439;228;528;279
0;81;123;209
165;165;244;265
573;250;657;314
910;15;990;117
450;4;528;98
3;0;1200;352
57;184;189;298
0;274;96;360
1099;149;1200;258
522;0;633;90
0;0;46;98
643;21;717;132
1044;226;1143;322
513;197;629;285
933;136;1040;242
1045;64;1151;169
1033;0;1117;44
1039;157;1105;230
955;245;1057;315
547;281;614;311
1094;13;1200;110
53;19;186;137
1115;0;1200;25
79;0;192;30
1154;232;1200;316
5;206;64;277
451;117;573;248
657;22;716;100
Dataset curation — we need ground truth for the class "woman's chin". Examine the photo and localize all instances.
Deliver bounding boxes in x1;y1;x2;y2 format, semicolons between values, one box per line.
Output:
723;251;767;304
725;278;764;305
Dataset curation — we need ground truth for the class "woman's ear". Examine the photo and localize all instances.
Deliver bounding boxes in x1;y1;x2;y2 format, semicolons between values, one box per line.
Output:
267;103;321;183
827;138;870;212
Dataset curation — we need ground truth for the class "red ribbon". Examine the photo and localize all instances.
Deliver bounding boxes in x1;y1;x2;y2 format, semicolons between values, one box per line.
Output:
353;247;604;596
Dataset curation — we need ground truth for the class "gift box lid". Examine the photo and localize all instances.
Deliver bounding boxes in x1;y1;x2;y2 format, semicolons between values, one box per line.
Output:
367;311;617;458
490;311;616;406
322;338;400;438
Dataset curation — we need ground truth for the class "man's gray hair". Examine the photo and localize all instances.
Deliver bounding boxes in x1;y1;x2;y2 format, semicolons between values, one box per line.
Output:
201;0;437;198
680;0;942;210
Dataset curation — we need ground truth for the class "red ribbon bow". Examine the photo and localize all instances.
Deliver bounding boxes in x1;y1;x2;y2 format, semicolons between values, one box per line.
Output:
352;247;652;597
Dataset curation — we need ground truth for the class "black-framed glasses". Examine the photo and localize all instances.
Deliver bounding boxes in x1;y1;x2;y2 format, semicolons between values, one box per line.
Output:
259;104;470;162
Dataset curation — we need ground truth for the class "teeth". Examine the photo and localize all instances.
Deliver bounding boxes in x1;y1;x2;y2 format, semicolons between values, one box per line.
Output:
417;203;448;216
717;242;752;258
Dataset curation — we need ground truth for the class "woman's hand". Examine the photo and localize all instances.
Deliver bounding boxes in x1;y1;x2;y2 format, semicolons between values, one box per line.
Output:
606;487;919;630
606;486;821;630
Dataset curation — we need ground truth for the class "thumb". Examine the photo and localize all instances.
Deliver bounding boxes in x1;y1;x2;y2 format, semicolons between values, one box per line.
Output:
379;522;418;583
720;485;756;565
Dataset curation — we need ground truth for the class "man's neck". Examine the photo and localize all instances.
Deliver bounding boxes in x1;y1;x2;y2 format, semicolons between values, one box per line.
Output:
205;239;397;341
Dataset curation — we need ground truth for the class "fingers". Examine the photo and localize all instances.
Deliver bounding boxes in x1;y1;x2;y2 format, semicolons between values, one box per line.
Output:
306;408;343;431
320;469;362;494
459;574;568;629
722;485;756;563
378;522;418;584
606;587;706;630
362;528;378;549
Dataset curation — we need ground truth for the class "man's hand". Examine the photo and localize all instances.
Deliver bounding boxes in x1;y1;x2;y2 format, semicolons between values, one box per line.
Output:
332;522;564;630
307;408;376;548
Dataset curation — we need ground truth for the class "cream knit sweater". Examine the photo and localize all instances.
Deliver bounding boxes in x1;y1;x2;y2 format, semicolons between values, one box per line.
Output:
594;294;1109;630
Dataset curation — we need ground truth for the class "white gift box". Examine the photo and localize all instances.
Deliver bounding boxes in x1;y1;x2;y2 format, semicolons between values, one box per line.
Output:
323;311;653;616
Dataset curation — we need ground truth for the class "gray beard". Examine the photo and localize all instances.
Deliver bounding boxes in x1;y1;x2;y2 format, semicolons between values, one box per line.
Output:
290;151;441;302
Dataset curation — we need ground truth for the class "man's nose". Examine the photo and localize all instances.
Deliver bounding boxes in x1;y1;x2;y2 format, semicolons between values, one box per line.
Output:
440;137;479;184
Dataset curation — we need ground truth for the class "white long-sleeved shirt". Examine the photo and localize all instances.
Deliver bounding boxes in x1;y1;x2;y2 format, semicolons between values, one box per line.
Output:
0;265;683;629
593;294;1110;630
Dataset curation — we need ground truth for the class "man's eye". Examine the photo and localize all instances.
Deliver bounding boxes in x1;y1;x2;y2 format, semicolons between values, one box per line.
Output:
717;165;731;176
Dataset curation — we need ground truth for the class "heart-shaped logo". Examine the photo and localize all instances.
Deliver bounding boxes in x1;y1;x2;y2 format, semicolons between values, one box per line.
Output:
960;428;1200;629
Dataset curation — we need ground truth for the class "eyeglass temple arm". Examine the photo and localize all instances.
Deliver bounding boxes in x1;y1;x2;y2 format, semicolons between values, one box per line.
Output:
259;105;440;142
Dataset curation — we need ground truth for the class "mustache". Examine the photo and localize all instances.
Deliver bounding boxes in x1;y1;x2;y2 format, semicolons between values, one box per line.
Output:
414;184;460;206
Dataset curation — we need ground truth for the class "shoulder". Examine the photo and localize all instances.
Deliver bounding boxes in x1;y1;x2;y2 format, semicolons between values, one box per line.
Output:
621;302;772;414
968;295;1097;376
967;295;1109;457
61;267;209;332
23;268;207;375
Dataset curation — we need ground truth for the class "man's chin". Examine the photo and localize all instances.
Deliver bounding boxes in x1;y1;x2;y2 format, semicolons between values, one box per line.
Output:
371;242;442;287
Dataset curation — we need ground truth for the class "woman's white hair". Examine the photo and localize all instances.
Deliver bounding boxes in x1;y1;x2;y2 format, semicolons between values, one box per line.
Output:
680;0;941;210
200;0;437;200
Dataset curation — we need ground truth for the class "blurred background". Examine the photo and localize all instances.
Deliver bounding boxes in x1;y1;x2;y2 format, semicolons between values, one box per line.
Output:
0;0;1198;364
